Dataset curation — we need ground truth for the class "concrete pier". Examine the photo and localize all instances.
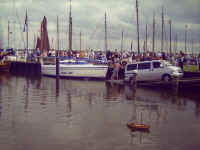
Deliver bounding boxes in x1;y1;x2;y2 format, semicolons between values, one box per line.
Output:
9;62;41;75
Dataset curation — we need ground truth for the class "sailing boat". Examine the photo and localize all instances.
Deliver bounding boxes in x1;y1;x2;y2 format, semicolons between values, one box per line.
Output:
41;1;108;79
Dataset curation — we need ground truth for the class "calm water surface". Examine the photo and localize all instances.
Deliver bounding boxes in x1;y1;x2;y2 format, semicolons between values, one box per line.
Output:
0;73;200;150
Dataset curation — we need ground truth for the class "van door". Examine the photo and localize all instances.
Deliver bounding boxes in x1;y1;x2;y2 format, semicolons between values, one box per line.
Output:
137;62;152;81
125;64;137;81
152;61;164;80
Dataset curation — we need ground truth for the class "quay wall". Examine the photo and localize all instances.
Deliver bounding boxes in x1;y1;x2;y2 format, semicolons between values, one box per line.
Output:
10;62;41;75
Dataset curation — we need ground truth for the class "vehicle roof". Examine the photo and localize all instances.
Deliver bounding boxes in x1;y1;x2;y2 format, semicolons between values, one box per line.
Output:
127;60;164;65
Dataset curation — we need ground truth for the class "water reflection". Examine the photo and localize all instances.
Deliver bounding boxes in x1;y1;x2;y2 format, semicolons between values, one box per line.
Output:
104;82;125;101
0;74;200;150
66;91;72;113
195;101;200;117
124;85;136;101
56;78;59;103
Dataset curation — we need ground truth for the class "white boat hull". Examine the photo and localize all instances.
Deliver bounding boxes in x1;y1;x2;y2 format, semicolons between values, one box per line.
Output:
41;64;108;79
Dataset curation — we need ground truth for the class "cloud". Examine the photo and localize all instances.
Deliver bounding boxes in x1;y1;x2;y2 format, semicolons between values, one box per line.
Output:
0;0;199;53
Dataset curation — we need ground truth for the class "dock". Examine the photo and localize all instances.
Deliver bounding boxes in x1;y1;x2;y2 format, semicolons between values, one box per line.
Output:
5;61;200;90
9;61;41;75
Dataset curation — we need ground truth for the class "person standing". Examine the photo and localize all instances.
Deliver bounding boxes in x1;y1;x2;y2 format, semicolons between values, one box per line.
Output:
197;54;200;71
36;48;41;62
111;59;121;80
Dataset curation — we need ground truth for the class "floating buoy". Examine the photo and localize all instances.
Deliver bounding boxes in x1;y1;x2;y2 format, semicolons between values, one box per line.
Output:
127;122;150;133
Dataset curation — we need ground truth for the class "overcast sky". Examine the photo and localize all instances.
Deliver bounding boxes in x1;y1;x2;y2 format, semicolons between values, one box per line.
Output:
0;0;200;53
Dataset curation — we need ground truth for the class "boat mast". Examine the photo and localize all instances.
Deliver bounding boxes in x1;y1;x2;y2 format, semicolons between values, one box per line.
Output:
145;24;148;52
130;40;133;52
57;16;59;51
185;25;188;53
136;0;140;54
104;12;108;52
26;9;28;51
191;39;194;56
169;20;172;56
80;31;82;51
8;20;10;48
33;33;36;49
152;12;155;53
121;30;124;54
161;7;164;52
174;33;178;54
68;0;72;51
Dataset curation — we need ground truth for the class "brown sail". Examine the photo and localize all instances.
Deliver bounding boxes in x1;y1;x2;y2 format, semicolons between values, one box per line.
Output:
40;16;50;55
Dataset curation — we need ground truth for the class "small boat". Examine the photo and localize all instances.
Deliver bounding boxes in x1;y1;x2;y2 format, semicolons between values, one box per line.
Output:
41;59;108;79
127;122;150;132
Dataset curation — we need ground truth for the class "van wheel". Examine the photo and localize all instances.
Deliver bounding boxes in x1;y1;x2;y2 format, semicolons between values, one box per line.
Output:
162;74;172;82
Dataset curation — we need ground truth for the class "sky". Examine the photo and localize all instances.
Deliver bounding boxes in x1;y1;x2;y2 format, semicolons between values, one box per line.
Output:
0;0;200;54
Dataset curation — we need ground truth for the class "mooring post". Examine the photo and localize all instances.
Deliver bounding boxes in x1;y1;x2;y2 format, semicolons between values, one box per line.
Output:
56;51;59;78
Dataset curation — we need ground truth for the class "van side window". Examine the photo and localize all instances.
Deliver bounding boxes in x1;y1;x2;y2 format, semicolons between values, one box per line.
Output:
153;62;161;68
138;63;151;70
127;64;137;71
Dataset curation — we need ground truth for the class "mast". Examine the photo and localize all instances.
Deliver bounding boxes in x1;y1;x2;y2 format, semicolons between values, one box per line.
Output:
185;25;188;53
191;39;194;56
26;9;28;51
8;20;10;48
80;31;82;51
145;24;148;52
33;33;36;49
143;40;146;52
68;0;72;51
121;30;124;54
105;12;108;52
57;16;59;50
174;33;178;54
169;20;172;56
136;0;140;54
161;7;164;52
51;37;54;50
131;40;133;52
152;12;155;52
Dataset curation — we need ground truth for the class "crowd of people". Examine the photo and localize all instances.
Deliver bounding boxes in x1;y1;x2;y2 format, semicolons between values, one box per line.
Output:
26;48;200;76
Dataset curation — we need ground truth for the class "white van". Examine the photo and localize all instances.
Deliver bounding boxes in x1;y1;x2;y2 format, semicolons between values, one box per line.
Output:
124;60;183;82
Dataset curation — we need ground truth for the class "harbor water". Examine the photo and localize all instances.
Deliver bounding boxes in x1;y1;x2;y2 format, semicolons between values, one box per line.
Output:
0;73;200;150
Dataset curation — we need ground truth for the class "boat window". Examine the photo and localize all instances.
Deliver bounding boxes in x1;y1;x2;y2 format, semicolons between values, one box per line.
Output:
127;64;137;71
153;62;161;68
138;63;151;70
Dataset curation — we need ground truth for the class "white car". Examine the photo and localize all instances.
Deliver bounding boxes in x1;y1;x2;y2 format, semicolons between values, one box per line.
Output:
124;60;183;82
